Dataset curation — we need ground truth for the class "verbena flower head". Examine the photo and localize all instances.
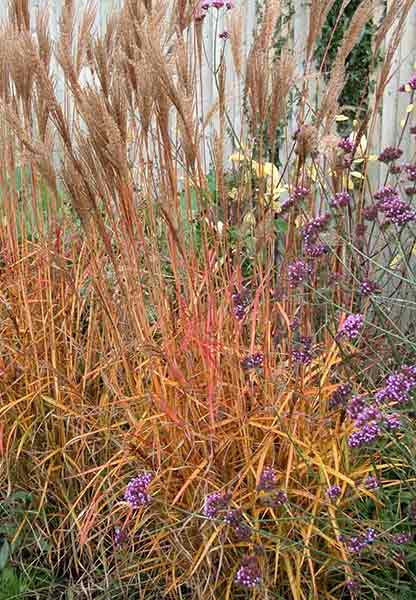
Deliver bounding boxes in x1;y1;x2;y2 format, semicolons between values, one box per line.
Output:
124;472;153;509
363;204;378;221
378;146;403;163
281;186;310;212
360;279;379;296
114;526;127;547
203;491;230;519
232;289;250;320
258;466;277;491
338;137;354;153
404;164;416;182
346;395;367;419
288;259;312;288
375;367;416;404
348;422;381;448
241;352;264;370
326;484;342;500
329;383;352;409
354;405;382;428
301;214;330;245
363;475;379;491
224;509;251;540
375;187;416;226
345;528;377;554
304;241;329;258
383;412;401;430
336;314;364;341
212;0;225;8
292;336;313;365
235;556;262;588
219;30;229;39
399;73;416;91
391;532;412;545
330;191;352;208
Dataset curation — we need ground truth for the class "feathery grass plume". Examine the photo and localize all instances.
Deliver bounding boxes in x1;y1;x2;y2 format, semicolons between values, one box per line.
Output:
317;0;373;134
228;6;243;76
306;0;337;63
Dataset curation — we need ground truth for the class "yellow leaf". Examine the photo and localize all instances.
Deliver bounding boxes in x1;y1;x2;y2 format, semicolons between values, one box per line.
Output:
390;255;402;269
335;114;349;121
352;158;364;164
368;154;378;161
253;161;279;181
350;171;364;179
229;151;248;162
407;103;414;113
228;187;238;199
400;119;406;128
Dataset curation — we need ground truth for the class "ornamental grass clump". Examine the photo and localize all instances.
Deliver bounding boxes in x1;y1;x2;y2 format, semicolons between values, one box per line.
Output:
1;0;416;598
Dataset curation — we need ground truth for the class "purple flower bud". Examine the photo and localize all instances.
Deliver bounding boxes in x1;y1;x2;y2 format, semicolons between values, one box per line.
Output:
391;532;412;545
338;137;355;153
241;352;264;370
288;259;312;288
219;30;229;39
257;466;277;491
326;484;342;500
363;475;379;491
336;314;364;341
203;491;231;519
378;146;403;163
359;279;379;296
330;191;352;209
235;556;262;588
329;383;352;409
124;472;153;509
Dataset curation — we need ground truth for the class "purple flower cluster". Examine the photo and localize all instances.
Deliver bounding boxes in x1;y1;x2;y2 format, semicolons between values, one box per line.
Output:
363;204;378;221
235;555;262;588
363;475;379;491
399;73;416;91
346;395;367;419
375;366;416;404
329;382;352;409
194;0;233;21
257;466;277;491
346;579;361;594
203;491;231;519
346;528;377;554
405;164;416;182
326;484;342;501
124;472;153;509
347;393;402;448
336;314;364;341
292;336;313;365
391;532;412;545
224;509;251;540
338;137;354;153
378;146;403;163
241;352;264;370
114;526;127;547
359;279;379;296
374;186;416;226
288;259;312;288
232;289;251;321
281;185;310;211
302;214;330;258
330;191;352;209
257;467;288;507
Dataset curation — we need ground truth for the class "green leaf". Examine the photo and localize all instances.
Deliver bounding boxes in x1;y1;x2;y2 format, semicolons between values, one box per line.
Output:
275;219;288;233
0;540;10;570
